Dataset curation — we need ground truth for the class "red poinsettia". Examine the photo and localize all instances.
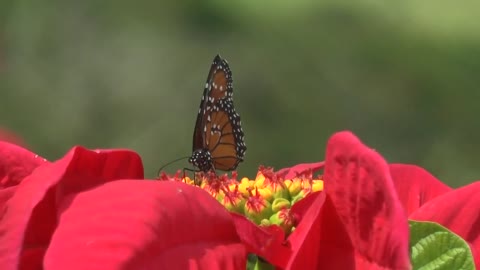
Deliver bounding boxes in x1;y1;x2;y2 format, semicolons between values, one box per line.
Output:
0;142;247;270
390;164;480;267
157;132;414;269
2;130;478;270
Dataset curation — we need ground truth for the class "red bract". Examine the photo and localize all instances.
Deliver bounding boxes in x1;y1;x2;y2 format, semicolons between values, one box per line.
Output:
390;164;480;267
276;162;325;179
389;164;452;216
285;131;411;269
230;213;290;267
285;191;327;269
0;144;247;270
0;142;47;189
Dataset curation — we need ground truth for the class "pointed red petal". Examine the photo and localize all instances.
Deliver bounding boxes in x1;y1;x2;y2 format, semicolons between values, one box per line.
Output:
315;131;410;269
276;162;325;179
0;141;48;189
286;191;339;269
0;146;144;269
290;191;321;218
389;164;451;215
230;213;290;268
45;180;246;270
410;181;480;267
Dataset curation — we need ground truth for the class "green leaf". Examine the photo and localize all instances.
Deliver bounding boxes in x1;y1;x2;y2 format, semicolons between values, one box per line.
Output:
246;254;275;270
409;220;475;270
253;257;275;270
247;254;257;270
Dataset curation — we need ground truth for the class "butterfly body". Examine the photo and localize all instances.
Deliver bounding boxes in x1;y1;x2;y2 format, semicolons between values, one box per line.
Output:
189;149;213;172
189;55;246;173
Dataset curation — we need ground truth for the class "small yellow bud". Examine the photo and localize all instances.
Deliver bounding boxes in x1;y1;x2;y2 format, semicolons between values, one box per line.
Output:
312;179;324;192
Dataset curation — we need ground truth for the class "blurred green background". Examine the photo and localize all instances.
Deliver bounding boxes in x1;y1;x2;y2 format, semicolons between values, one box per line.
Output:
1;1;479;187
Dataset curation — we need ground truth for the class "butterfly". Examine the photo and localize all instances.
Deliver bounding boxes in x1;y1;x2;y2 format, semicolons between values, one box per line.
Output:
188;54;247;173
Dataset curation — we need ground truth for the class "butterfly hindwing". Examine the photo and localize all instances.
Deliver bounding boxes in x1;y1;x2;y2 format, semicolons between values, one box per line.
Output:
209;99;246;170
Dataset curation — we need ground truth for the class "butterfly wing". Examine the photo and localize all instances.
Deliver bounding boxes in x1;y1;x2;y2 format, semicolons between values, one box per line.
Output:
192;54;246;172
192;55;232;152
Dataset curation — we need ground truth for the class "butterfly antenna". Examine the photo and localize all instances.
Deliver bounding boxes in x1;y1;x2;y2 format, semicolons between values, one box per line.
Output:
157;156;191;176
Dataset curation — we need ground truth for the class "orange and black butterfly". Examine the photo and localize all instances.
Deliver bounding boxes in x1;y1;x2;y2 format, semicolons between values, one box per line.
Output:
188;54;247;173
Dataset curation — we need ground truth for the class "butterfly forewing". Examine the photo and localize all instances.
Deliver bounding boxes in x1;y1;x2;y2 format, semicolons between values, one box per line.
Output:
192;55;231;151
209;57;233;100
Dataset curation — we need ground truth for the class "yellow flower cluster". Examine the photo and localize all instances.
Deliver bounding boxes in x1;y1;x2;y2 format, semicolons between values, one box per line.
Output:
182;167;323;234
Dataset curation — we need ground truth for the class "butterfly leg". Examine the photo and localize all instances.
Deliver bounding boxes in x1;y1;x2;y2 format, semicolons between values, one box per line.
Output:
183;167;202;185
